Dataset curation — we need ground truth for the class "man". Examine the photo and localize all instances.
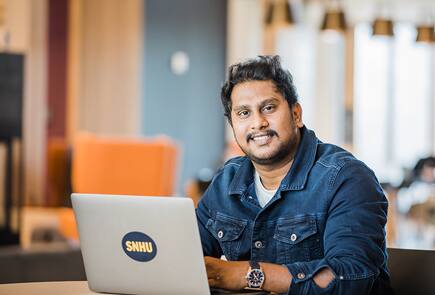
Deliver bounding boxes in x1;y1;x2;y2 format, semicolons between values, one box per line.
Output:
196;56;392;294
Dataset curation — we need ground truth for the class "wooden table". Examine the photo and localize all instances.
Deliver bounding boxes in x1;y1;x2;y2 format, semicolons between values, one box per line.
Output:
0;281;269;294
0;281;93;295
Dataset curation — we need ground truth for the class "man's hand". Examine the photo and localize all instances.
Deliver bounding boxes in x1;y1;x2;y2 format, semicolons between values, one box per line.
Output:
205;256;333;293
313;267;335;288
204;256;248;290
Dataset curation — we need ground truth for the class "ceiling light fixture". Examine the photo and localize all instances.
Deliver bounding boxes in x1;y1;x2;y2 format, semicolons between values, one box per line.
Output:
416;24;435;43
265;0;294;26
372;18;394;37
321;2;347;33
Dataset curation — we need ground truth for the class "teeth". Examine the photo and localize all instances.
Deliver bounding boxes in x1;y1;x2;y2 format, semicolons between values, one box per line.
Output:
251;135;271;145
252;135;269;141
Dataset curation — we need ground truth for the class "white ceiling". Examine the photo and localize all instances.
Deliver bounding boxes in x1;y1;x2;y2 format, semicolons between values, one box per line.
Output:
299;0;435;25
343;0;435;24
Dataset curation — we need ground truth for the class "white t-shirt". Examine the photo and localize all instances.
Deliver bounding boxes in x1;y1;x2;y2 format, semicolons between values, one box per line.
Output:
254;170;277;208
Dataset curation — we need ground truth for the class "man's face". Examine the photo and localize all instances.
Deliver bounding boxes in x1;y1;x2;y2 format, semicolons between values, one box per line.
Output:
230;80;303;166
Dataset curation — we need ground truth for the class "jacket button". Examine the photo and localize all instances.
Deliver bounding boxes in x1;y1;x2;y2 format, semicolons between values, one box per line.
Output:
290;234;297;242
217;230;224;239
254;241;263;248
297;273;305;279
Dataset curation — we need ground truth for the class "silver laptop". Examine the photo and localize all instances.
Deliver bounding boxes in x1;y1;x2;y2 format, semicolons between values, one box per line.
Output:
71;193;210;295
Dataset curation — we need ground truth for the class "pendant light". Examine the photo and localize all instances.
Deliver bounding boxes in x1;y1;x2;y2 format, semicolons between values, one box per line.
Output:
265;0;294;26
321;1;347;32
416;24;435;43
372;18;394;37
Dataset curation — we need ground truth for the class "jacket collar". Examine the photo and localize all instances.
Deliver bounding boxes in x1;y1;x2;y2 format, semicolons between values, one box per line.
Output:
228;126;318;195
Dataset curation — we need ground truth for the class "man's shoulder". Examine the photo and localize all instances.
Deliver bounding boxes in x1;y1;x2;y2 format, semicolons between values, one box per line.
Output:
222;156;248;168
203;156;249;199
315;142;371;173
213;156;248;180
313;143;381;198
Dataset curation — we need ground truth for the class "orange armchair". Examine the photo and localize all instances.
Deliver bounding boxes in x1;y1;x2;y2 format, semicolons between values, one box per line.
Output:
71;133;179;196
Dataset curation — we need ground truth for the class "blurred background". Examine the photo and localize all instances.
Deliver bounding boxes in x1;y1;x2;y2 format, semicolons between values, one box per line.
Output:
0;0;435;284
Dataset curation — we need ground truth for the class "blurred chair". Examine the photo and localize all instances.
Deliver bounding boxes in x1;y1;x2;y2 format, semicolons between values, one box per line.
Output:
387;247;435;295
72;133;179;196
58;207;78;242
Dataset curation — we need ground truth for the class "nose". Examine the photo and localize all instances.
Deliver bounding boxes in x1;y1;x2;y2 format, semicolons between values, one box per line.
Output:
251;111;269;130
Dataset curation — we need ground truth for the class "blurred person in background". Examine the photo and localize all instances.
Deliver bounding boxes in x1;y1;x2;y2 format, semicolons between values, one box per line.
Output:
395;157;435;249
196;56;392;294
397;157;435;219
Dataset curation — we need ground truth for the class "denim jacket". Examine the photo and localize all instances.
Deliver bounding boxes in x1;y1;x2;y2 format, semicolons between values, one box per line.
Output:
196;126;392;295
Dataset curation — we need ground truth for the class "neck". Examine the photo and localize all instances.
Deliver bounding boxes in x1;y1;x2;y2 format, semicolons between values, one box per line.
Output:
252;128;302;190
253;154;295;191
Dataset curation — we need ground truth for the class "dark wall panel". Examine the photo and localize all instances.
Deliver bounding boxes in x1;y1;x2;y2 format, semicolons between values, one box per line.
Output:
47;0;68;138
144;0;227;191
0;54;24;139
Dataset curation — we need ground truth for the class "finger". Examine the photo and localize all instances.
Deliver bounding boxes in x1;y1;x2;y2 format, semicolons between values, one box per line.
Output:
208;278;217;287
205;263;215;277
206;268;219;279
204;256;217;265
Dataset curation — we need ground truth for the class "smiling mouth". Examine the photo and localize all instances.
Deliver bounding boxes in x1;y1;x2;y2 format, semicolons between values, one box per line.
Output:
250;133;274;145
252;134;270;140
248;130;277;142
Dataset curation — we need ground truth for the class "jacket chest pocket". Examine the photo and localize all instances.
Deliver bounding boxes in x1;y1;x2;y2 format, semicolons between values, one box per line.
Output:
273;215;323;264
206;213;248;261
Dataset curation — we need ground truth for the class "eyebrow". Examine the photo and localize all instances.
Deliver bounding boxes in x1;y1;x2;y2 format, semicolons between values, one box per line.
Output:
259;98;280;107
232;97;280;113
233;104;250;113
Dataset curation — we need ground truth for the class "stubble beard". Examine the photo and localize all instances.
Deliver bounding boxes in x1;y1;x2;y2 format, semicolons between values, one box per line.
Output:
235;129;300;166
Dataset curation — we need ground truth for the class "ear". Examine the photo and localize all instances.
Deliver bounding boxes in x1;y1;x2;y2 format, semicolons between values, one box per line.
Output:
292;103;304;128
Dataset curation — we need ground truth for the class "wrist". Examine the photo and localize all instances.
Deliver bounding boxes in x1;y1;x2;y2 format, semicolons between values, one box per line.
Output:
260;262;292;294
245;261;265;290
240;261;250;288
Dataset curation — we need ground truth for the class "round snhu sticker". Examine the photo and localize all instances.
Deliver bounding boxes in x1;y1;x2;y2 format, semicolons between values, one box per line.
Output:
122;231;157;262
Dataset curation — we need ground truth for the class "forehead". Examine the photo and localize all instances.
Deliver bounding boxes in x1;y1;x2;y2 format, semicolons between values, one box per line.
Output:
230;80;284;107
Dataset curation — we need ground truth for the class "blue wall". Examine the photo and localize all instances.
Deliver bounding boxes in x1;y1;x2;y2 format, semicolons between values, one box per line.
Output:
143;0;227;193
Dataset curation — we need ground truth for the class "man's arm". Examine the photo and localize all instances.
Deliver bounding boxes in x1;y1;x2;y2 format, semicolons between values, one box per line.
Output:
196;200;223;258
205;161;389;295
205;256;335;293
285;162;388;294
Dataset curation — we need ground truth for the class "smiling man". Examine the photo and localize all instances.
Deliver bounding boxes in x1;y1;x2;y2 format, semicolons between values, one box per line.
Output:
196;56;392;294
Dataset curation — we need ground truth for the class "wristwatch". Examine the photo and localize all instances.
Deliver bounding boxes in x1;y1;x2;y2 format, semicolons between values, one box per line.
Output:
245;261;265;290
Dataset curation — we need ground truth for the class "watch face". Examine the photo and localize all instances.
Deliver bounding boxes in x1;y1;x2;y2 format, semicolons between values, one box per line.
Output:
247;269;264;288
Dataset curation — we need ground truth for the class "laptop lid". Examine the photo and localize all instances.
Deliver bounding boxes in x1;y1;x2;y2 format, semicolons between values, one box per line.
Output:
71;193;210;295
387;247;435;295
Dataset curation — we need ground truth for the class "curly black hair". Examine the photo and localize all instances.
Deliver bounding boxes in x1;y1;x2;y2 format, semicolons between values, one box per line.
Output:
220;55;298;124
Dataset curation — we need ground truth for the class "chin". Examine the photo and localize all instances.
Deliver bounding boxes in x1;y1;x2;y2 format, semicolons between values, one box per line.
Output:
249;152;280;165
248;143;294;165
252;148;278;159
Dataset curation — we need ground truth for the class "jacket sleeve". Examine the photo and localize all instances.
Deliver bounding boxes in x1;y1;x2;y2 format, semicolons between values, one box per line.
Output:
196;188;223;258
285;161;389;295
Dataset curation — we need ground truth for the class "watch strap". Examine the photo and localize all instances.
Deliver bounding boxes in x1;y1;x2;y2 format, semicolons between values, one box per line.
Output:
249;261;261;269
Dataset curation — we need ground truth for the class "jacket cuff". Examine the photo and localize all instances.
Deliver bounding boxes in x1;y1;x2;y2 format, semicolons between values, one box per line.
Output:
285;259;336;295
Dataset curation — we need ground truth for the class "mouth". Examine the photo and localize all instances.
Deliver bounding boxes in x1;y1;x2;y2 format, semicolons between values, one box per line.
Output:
248;131;277;146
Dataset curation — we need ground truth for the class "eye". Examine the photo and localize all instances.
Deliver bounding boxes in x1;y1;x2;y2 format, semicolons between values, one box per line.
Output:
262;104;275;113
237;110;250;118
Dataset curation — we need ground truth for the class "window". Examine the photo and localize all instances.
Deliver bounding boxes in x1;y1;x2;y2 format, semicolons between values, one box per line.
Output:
354;23;434;183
